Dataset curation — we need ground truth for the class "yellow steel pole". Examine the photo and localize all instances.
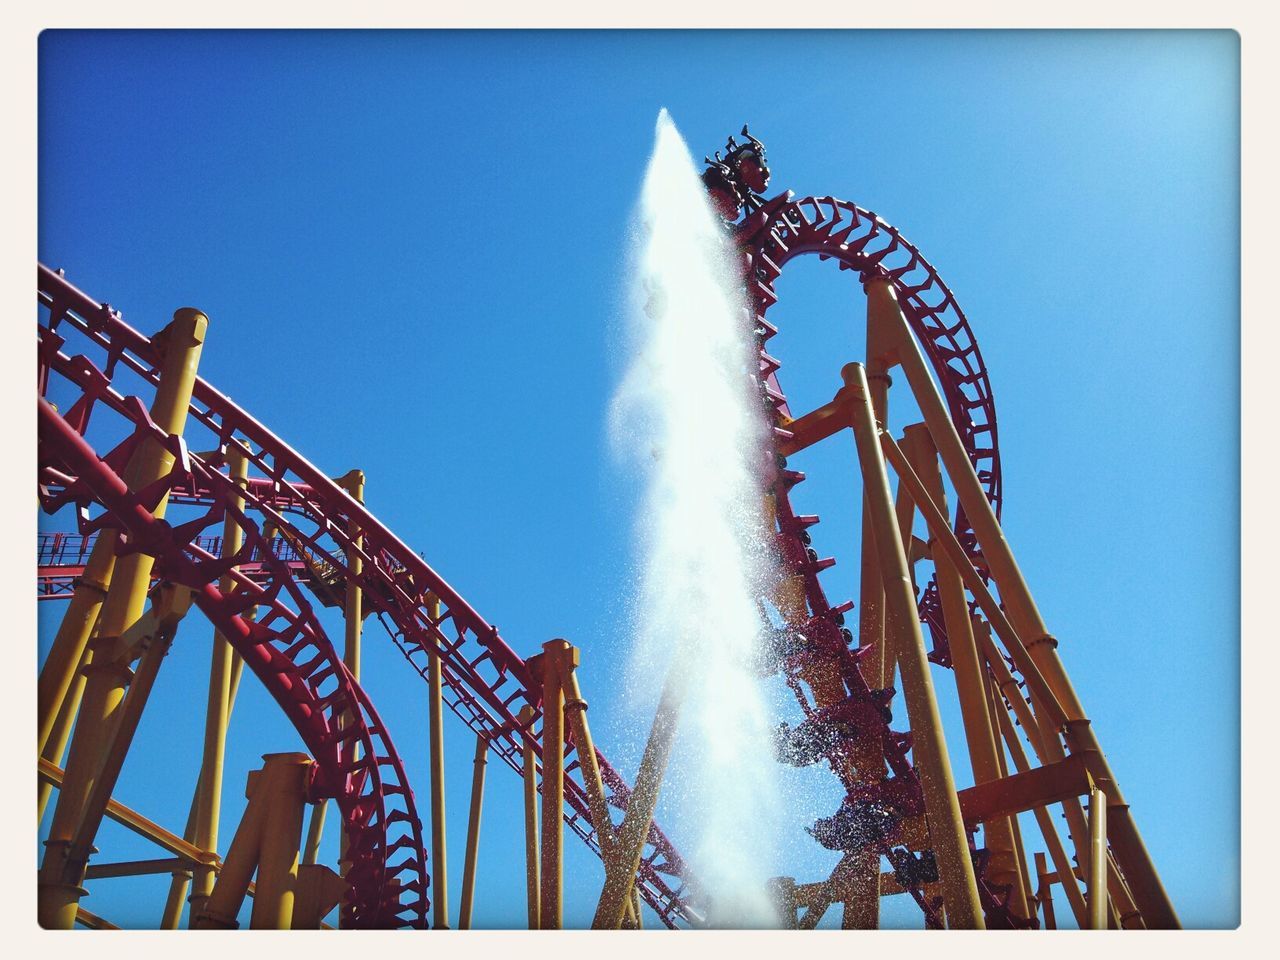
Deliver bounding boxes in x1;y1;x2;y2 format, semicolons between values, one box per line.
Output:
871;278;1177;927
537;639;572;929
882;424;1100;882
161;772;205;928
519;705;541;929
856;457;886;683
983;662;1036;915
840;848;881;928
66;587;192;861
887;443;917;690
189;441;250;921
48;587;196;927
562;658;640;929
250;753;311;929
291;864;348;929
591;660;689;929
869;279;1055;689
1106;849;1144;929
335;469;364;911
1086;784;1109;930
842;361;984;929
426;594;450;929
1035;852;1056;929
37;536;116;755
38;309;207;930
300;803;326;866
859;276;900;690
165;590;260;927
38;648;90;822
458;731;488;929
336;469;366;677
194;764;270;929
842;709;887;930
842;299;898;930
338;469;365;680
902;423;1027;918
988;675;1089;927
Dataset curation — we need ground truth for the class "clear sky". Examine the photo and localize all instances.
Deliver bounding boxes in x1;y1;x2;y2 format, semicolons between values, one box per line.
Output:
37;29;1239;929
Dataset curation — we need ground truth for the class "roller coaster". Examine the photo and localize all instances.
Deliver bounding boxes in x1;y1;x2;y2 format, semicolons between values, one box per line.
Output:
36;127;1179;930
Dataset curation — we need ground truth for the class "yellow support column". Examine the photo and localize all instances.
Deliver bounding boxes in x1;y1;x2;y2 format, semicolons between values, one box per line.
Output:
193;766;270;929
291;865;348;931
250;753;311;929
591;658;688;929
872;278;1177;928
1086;785;1109;930
426;595;451;929
888;438;918;689
1035;852;1056;929
189;441;251;922
334;468;364;912
519;705;540;930
165;584;259;927
337;468;365;676
842;361;984;929
859;275;900;691
292;864;349;928
842;296;898;930
66;585;193;860
46;584;197;927
457;732;488;929
38;307;207;929
37;536;115;755
562;654;640;928
983;662;1036;916
536;639;572;929
300;803;326;865
38;648;90;822
902;424;1027;918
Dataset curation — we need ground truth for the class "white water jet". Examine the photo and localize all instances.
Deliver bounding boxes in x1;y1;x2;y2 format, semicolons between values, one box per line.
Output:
609;109;782;928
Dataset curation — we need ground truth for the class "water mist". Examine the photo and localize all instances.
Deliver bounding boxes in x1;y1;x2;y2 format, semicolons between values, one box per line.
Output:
609;110;782;928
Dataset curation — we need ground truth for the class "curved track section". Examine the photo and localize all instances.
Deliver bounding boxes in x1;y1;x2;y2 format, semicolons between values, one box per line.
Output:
739;194;1028;927
740;192;1002;553
39;399;429;928
37;265;695;928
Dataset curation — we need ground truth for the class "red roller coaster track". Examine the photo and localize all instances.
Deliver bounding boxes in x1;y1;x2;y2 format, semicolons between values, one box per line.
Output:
37;264;694;928
734;192;1028;927
38;181;1021;927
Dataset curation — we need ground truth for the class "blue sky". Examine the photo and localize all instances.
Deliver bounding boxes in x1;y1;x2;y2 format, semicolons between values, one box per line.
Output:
38;29;1239;929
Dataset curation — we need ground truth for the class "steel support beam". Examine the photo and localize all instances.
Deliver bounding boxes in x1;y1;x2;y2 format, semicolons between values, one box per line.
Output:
39;307;207;930
591;654;688;929
842;361;983;928
458;731;487;929
519;705;540;930
426;594;450;929
190;441;250;921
